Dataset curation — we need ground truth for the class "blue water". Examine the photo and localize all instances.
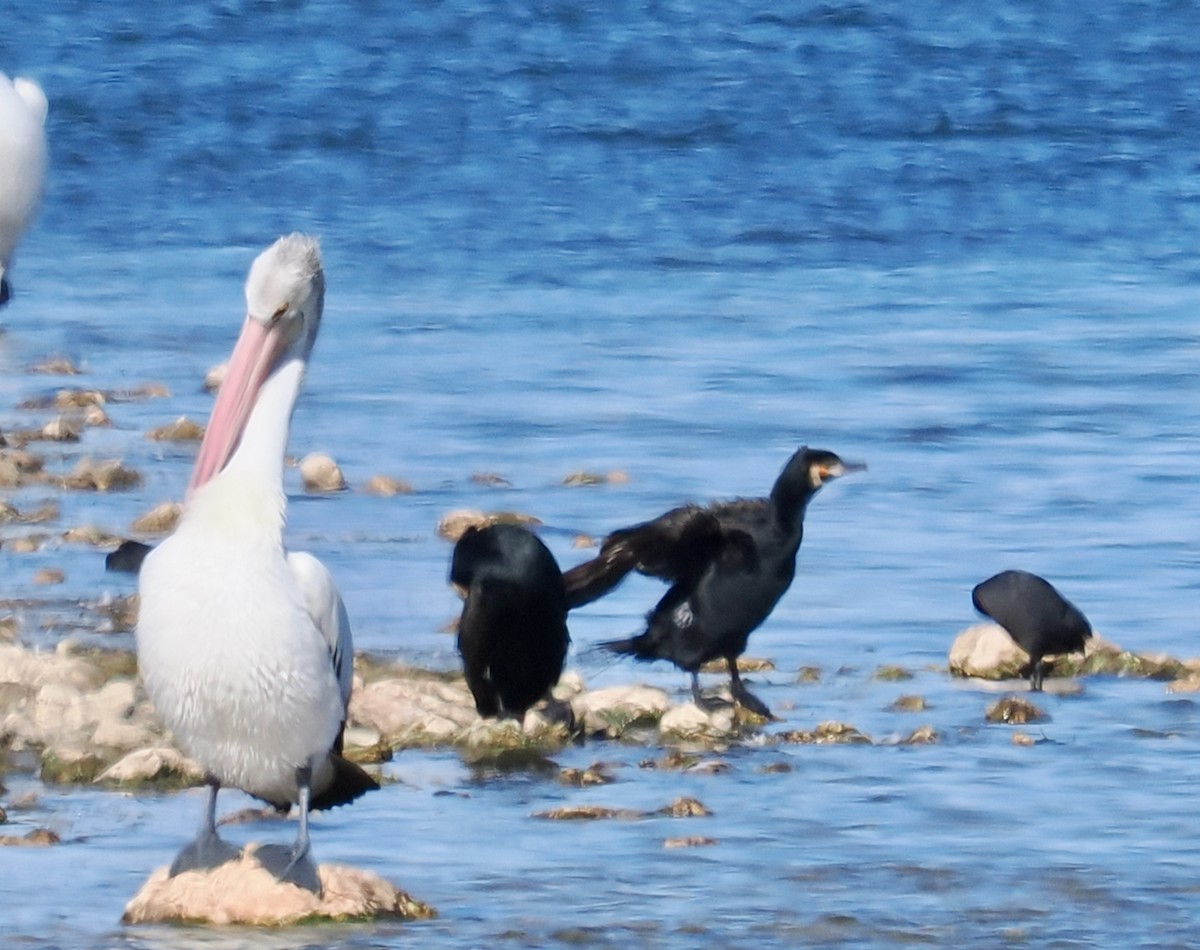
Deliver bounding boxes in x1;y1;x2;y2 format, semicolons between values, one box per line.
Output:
4;1;1200;945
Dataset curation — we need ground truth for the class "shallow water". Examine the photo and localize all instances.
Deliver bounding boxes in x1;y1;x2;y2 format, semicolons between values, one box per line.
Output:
4;1;1200;946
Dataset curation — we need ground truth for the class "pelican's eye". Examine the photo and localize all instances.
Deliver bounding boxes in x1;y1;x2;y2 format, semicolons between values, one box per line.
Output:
268;303;288;326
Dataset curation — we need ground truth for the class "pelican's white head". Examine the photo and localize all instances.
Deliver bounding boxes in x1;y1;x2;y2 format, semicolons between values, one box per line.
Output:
188;234;325;493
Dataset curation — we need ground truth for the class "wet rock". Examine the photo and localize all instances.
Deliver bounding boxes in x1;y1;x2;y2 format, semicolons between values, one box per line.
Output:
121;847;435;926
340;725;390;764
559;763;617;787
120;383;171;401
572;533;597;548
1011;732;1038;746
97;748;203;789
40;417;81;442
949;623;1158;683
363;475;414;497
663;836;718;849
561;470;629;486
299;452;347;492
61;458;142;492
146;417;204;441
203;362;228;392
776;721;873;745
0;827;60;846
700;656;775;674
436;508;543;542
758;761;793;774
28;357;81;375
796;666;821;683
571;684;672;737
6;534;45;553
985;696;1046;725
900;725;939;745
659;796;711;817
131;501;182;534
470;472;511;487
873;665;913;682
0;617;16;642
41;745;107;784
32;568;64;586
535;796;710;822
348;676;476;747
62;525;123;546
0;449;44;487
889;695;927;712
658;702;735;740
83;405;110;427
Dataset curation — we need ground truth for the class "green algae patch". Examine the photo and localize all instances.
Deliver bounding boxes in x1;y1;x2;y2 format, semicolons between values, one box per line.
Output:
776;722;873;745
873;665;914;682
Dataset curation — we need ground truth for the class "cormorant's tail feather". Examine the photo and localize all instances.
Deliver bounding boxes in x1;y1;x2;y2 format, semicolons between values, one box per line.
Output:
562;540;640;609
310;754;379;810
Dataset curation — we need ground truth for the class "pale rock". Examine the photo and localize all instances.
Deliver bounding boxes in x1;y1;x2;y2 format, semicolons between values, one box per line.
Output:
571;684;672;736
98;747;202;786
203;362;228;392
363;474;414;496
300;452;347;492
130;501;182;534
350;677;475;743
659;702;734;739
947;623;1027;678
121;847;434;925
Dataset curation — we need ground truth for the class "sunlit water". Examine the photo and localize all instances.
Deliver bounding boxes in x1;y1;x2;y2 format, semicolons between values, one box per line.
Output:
4;2;1200;946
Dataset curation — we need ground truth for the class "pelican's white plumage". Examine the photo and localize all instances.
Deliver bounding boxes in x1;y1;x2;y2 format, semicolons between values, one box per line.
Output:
136;234;375;890
0;74;47;303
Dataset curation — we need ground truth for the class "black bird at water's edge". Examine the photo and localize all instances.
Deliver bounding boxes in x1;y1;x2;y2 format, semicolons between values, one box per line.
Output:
562;446;865;719
451;523;571;722
971;569;1092;691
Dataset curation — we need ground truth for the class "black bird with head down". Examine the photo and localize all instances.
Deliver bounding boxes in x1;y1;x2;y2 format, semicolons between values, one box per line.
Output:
451;523;571;721
563;446;864;718
971;569;1092;691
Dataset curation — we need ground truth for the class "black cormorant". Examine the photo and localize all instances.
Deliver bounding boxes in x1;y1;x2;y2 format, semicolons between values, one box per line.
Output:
971;569;1092;691
450;523;571;721
562;446;864;718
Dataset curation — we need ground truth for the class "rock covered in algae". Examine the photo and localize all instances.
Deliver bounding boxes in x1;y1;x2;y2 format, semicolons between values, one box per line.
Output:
571;684;671;736
985;696;1046;724
949;622;1187;683
121;846;435;926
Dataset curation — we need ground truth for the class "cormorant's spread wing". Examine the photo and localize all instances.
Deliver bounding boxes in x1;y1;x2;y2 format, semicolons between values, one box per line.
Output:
563;505;728;608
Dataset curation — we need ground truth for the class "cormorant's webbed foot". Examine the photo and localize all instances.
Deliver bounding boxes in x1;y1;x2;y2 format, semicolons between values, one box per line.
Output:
729;661;777;720
689;672;732;712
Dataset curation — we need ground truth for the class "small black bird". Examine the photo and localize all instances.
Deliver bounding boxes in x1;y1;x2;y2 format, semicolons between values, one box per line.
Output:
971;569;1092;691
562;446;864;718
105;539;153;574
450;523;571;721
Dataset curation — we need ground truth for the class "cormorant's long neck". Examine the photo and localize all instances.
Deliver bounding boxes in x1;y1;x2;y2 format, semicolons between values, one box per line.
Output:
186;357;306;542
770;478;818;536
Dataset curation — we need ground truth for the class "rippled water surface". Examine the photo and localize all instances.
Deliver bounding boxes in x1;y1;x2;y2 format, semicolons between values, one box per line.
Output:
4;1;1200;946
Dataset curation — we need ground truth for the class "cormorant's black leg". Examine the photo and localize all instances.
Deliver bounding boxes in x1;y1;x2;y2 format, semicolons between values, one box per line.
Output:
168;776;242;877
1029;657;1045;692
253;764;322;894
728;659;776;720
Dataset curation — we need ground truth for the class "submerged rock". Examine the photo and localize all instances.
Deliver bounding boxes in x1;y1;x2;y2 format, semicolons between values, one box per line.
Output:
146;417;204;442
61;458;141;492
776;721;873;745
985;696;1046;725
121;847;435;926
534;796;710;822
130;501;182;534
0;827;60;846
663;835;718;849
363;474;415;497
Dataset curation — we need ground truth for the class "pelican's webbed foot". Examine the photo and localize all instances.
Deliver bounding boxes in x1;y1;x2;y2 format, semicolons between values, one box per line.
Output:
253;842;321;894
168;829;243;877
